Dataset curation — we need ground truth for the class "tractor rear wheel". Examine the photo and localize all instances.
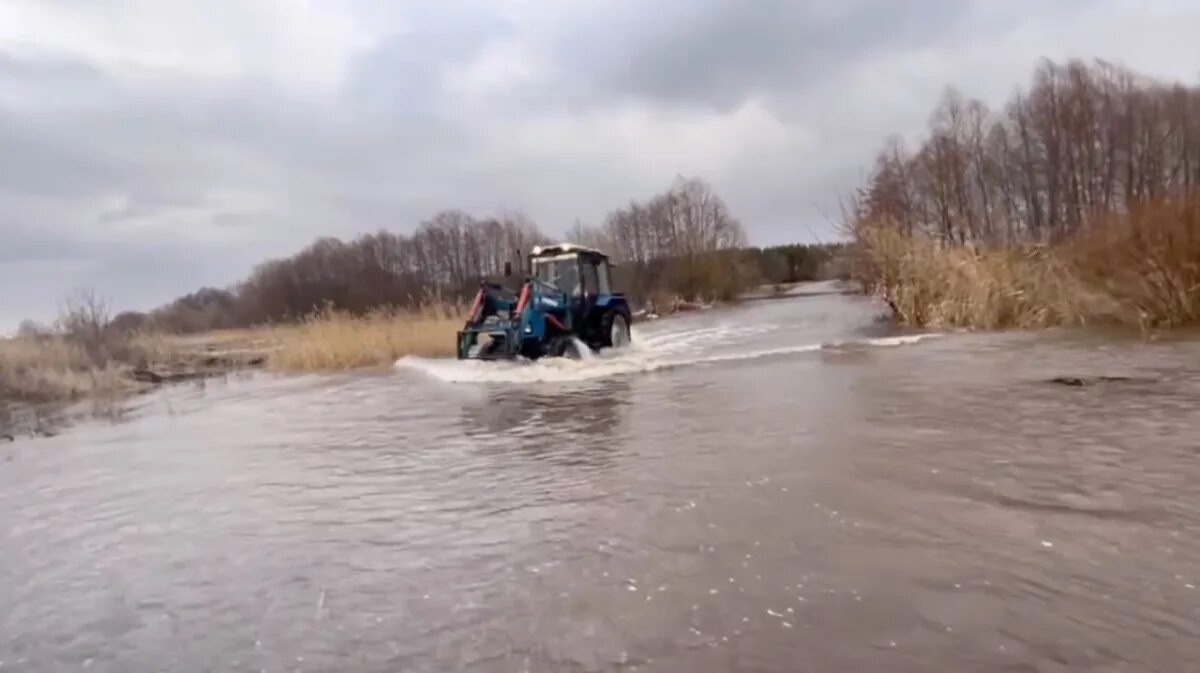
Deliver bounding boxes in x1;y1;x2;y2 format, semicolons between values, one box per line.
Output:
602;311;632;349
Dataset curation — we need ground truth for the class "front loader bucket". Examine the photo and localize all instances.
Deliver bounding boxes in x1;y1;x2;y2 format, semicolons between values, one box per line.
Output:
456;330;476;360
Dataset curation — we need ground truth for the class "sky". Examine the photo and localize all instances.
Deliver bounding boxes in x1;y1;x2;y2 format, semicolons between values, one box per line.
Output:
2;0;1199;329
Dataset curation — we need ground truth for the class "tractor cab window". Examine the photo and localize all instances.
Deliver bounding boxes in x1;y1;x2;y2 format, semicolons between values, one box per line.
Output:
533;255;581;296
596;261;611;294
582;260;599;297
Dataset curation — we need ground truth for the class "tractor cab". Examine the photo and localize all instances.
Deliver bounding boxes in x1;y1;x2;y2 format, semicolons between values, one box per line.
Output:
528;244;613;299
456;243;632;360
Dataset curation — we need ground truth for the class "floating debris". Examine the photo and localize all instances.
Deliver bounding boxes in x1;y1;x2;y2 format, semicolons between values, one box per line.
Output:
709;589;719;595
1041;541;1054;548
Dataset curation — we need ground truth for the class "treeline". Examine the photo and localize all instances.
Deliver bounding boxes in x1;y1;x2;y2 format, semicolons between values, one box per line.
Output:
571;178;847;303
95;177;840;335
856;58;1200;244
113;212;543;333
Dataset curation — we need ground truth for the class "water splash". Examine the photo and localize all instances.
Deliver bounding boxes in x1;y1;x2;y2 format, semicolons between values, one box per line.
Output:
396;323;942;384
570;337;595;361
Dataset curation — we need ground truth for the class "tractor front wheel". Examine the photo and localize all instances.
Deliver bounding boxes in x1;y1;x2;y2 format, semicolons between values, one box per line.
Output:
548;335;584;360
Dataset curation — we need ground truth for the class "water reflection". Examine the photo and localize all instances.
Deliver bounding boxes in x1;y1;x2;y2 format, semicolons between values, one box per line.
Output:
459;379;631;439
459;379;633;472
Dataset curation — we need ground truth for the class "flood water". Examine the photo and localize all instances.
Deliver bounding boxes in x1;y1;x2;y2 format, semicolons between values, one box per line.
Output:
3;289;1199;672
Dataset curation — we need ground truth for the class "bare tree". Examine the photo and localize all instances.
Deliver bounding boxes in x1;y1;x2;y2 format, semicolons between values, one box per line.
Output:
58;288;113;365
858;58;1200;247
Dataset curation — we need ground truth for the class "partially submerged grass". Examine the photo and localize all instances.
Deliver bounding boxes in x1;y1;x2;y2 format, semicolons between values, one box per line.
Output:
852;199;1200;330
0;336;137;403
265;304;464;371
0;302;467;409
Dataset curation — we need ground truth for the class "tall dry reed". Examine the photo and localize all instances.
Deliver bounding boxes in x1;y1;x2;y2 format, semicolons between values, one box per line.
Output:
852;197;1200;330
1073;199;1200;328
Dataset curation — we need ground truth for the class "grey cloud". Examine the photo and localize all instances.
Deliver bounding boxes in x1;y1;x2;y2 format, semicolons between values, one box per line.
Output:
2;0;1195;329
545;0;971;111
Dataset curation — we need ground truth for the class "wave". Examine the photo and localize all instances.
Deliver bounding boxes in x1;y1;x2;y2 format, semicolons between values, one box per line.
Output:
395;330;942;384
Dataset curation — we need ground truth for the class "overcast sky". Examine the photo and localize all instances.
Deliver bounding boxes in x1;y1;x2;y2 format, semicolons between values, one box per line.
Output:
2;0;1198;328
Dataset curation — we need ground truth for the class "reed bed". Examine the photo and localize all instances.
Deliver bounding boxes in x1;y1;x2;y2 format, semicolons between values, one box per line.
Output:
852;198;1200;330
265;303;464;372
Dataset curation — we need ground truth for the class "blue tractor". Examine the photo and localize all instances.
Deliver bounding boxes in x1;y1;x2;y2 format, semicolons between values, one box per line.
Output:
456;243;633;360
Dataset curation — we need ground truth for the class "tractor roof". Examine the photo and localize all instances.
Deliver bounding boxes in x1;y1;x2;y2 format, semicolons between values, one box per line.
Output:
530;242;607;258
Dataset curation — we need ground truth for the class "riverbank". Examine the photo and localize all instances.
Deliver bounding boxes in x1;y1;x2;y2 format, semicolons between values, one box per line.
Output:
0;286;843;436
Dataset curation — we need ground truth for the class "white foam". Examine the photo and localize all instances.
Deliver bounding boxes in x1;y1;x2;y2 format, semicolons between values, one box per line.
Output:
397;345;668;384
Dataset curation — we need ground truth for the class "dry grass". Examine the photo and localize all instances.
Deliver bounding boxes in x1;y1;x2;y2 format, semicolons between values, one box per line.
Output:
265;303;464;372
852;198;1200;330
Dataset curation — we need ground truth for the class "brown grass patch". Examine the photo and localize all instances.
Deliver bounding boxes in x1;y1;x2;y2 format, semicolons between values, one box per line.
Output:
265;303;464;372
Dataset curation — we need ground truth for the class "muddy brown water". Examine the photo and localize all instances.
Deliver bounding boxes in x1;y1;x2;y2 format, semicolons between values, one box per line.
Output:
2;290;1199;672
